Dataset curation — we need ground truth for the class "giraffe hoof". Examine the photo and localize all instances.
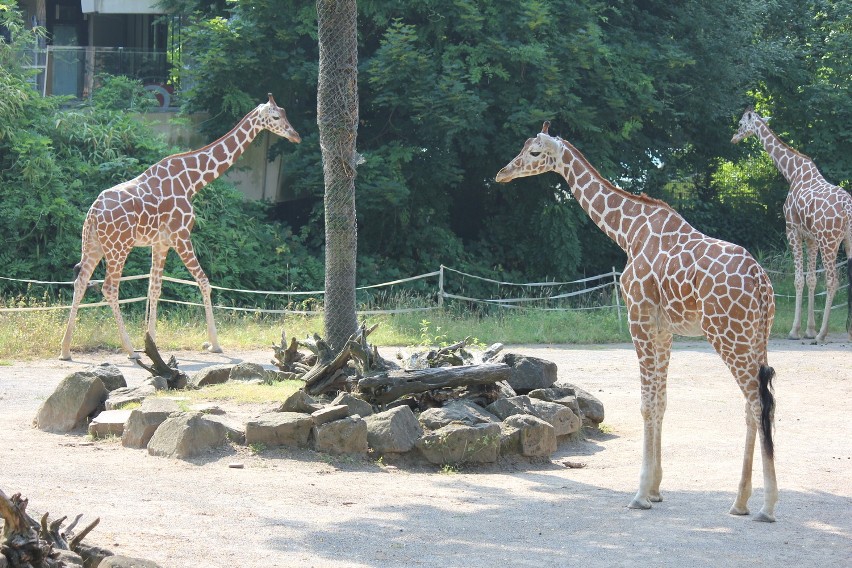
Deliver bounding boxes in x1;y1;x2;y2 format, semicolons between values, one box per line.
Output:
127;352;141;360
206;345;223;354
59;354;72;361
753;510;776;523
628;497;652;510
649;494;663;503
729;505;750;516
787;333;801;340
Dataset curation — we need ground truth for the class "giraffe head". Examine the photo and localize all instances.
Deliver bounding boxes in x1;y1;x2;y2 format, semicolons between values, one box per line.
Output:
731;106;762;144
495;121;562;183
258;93;301;143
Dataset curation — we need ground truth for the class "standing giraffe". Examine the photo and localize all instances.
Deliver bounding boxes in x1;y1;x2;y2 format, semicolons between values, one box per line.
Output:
496;122;778;521
60;94;301;360
732;107;852;342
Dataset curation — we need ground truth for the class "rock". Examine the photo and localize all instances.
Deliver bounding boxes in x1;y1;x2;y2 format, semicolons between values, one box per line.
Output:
85;363;127;392
500;353;558;392
276;390;323;414
496;380;517;399
87;409;132;438
33;372;108;433
417;422;501;465
142;376;170;391
105;383;157;410
147;413;227;459
418;400;499;430
122;398;180;448
556;382;605;425
364;406;423;454
311;404;349;426
528;399;581;437
204;414;246;444
330;392;374;417
77;544;113;568
500;414;557;457
245;412;313;448
229;362;268;382
189;364;233;388
313;416;368;455
97;556;162;568
486;395;536;420
528;385;582;419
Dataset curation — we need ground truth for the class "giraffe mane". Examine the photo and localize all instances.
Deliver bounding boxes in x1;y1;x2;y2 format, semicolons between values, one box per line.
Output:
166;106;260;160
558;138;677;213
754;115;813;162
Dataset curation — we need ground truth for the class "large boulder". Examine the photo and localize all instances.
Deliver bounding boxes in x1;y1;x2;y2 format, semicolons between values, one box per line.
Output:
189;364;233;388
245;412;313;448
313;416;368;455
84;363;127;392
500;414;557;457
528;399;581;437
311;405;349;426
418;400;499;430
330;392;374;417
121;398;180;448
528;385;582;420
417;422;501;465
276;390;323;414
105;383;157;410
33;372;108;433
364;406;423;454
486;395;536;420
147;413;227;459
500;354;558;392
87;409;132;439
203;414;247;444
229;362;268;383
562;382;605;425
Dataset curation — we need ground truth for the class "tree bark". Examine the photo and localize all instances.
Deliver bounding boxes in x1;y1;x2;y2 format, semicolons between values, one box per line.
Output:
357;363;512;405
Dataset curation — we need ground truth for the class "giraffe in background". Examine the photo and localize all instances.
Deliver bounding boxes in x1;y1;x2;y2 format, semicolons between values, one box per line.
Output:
496;122;778;521
733;107;852;342
60;94;301;360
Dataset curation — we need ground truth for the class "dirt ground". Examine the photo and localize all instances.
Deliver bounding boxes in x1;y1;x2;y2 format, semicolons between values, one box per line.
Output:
1;336;850;567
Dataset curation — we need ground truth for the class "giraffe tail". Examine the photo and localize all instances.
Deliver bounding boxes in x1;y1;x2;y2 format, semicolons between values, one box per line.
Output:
758;365;775;460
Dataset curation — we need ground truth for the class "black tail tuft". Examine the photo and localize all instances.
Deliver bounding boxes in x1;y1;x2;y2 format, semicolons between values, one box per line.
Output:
846;258;851;333
759;365;776;460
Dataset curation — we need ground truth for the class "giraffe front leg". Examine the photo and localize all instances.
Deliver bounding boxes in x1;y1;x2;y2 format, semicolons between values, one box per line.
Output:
730;402;756;516
815;248;839;343
628;332;669;510
174;237;222;353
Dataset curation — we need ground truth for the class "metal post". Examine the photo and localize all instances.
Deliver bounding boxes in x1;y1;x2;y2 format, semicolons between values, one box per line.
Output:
438;265;445;309
612;267;623;333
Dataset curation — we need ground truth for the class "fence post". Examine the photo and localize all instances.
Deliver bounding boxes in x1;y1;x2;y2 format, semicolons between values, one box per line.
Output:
438;265;445;309
612;267;623;333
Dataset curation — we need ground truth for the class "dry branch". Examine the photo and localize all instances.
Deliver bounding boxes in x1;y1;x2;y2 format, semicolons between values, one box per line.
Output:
357;363;512;405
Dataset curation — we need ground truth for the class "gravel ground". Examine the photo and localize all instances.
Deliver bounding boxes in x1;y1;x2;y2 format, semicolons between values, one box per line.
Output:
0;336;850;567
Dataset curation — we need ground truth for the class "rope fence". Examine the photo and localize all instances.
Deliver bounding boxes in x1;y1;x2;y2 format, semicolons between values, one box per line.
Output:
0;262;847;317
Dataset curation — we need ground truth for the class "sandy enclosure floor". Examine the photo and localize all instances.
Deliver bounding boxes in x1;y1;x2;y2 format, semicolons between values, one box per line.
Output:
0;336;850;567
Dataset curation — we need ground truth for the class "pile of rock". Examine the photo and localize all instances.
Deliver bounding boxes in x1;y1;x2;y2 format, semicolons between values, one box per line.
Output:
33;354;604;466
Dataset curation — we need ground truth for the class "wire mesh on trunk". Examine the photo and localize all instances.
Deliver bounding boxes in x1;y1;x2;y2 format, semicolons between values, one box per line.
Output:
317;0;360;351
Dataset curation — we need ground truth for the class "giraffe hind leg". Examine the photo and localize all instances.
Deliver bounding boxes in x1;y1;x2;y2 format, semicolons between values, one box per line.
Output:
60;255;101;360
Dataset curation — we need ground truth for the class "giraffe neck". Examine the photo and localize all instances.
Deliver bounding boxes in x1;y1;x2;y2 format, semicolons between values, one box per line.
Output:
176;109;264;200
753;120;814;186
555;139;665;252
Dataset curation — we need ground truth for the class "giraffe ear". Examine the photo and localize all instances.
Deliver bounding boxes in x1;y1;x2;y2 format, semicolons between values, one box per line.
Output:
541;121;551;134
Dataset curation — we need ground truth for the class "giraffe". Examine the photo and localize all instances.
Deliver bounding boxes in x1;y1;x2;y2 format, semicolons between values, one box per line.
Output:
732;107;852;342
496;122;778;521
59;94;301;361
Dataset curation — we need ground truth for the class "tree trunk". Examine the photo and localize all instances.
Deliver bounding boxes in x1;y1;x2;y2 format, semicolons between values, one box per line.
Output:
316;0;360;351
357;363;512;405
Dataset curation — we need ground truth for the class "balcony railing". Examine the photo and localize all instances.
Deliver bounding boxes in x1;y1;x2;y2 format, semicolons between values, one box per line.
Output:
21;46;179;110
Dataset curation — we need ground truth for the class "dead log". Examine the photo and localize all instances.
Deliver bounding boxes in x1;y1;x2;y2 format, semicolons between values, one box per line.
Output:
1;489;100;568
134;332;188;389
357;363;511;405
271;330;316;374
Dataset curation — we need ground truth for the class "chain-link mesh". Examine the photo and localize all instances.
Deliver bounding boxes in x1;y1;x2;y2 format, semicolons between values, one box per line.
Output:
317;0;360;351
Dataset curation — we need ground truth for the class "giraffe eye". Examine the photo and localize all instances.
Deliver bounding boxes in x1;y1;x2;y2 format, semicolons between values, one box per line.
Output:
271;113;280;120
530;151;542;158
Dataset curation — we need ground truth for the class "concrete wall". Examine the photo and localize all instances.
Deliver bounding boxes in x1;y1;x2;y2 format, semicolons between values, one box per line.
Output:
140;112;284;202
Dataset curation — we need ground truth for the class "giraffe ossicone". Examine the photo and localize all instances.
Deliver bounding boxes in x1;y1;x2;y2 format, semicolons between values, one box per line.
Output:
733;107;852;342
497;123;779;521
59;95;301;361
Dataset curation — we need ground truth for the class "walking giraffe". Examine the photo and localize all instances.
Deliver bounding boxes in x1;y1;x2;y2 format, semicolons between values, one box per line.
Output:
496;122;778;521
732;107;852;342
60;94;301;360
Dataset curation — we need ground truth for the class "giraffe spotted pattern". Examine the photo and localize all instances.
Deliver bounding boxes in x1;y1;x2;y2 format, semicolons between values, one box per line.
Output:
733;107;852;342
496;122;778;522
60;94;301;361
